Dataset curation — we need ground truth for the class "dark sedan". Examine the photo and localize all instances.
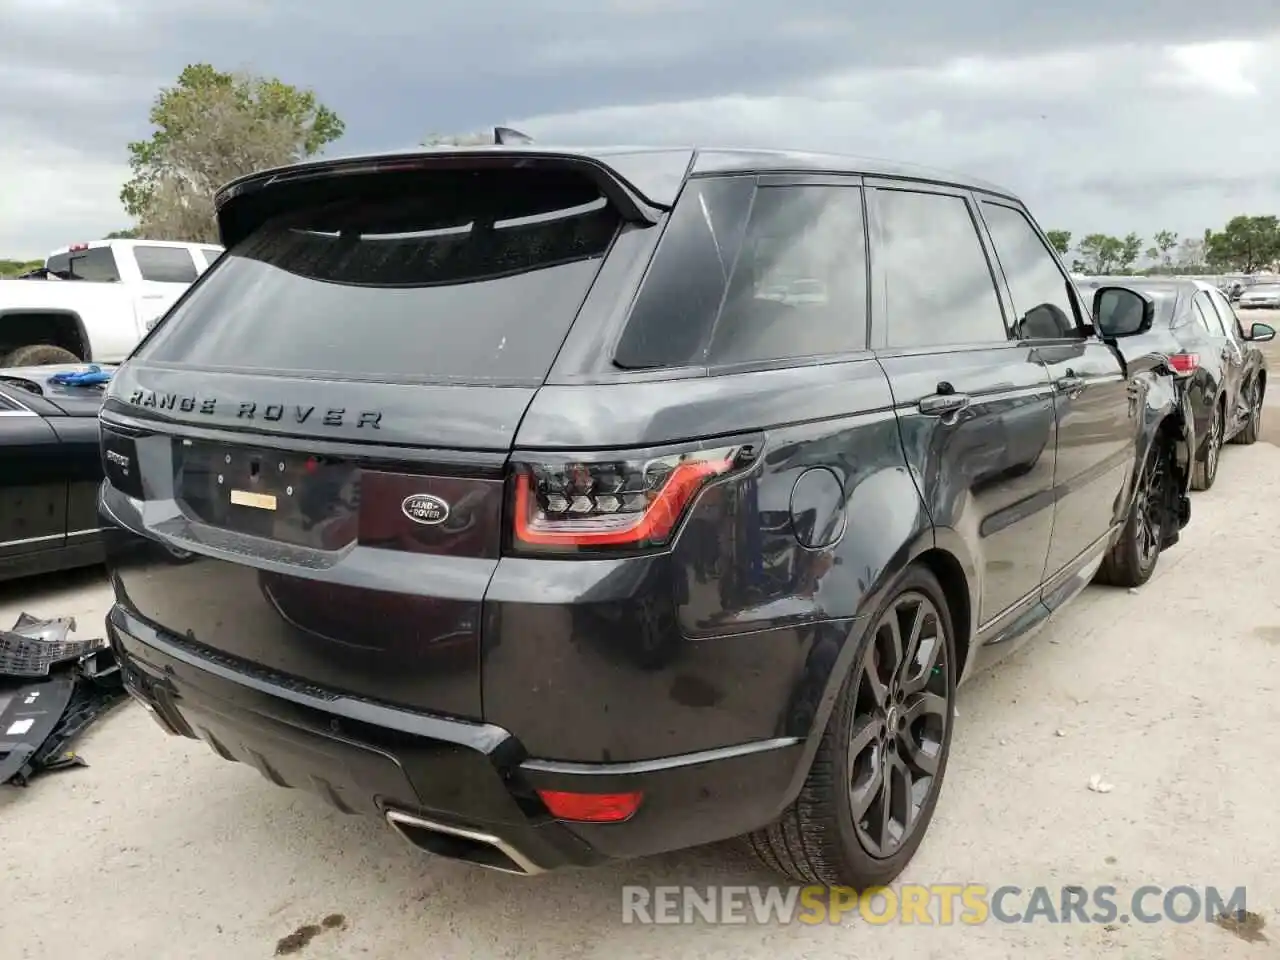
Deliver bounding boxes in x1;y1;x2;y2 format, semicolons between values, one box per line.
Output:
0;365;113;581
1079;276;1273;489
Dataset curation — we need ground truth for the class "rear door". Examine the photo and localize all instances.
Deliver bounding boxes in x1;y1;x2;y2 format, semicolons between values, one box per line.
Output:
867;181;1057;628
976;198;1132;582
99;162;627;720
1205;286;1250;424
1189;290;1234;419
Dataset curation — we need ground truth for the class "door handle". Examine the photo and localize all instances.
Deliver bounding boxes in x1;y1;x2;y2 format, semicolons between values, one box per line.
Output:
918;393;971;417
1056;375;1085;393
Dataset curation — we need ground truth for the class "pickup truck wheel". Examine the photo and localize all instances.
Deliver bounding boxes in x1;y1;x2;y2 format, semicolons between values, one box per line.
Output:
745;564;955;886
2;344;80;367
1096;438;1170;588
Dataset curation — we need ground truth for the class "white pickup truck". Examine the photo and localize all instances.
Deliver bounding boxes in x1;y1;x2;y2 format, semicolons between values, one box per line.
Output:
0;239;222;367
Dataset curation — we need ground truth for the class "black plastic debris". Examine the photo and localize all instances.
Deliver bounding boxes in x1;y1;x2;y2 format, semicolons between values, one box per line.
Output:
0;613;100;677
0;612;127;786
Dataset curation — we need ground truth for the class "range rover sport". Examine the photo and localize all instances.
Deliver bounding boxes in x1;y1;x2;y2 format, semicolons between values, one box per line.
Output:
99;145;1193;888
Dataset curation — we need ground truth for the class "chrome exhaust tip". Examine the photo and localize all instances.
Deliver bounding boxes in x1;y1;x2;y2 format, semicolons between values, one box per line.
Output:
384;809;544;877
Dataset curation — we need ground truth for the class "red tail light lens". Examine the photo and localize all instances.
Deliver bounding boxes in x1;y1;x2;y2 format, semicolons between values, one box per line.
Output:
1167;353;1199;375
537;789;643;823
509;444;754;554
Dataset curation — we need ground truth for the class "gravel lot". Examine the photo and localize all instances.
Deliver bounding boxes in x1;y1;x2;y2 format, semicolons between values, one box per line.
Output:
3;324;1279;959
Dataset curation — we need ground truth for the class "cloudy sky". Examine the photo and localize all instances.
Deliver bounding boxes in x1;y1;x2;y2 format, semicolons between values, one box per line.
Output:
3;0;1280;258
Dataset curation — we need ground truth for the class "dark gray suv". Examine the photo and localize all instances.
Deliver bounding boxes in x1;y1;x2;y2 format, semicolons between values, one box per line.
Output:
99;145;1193;888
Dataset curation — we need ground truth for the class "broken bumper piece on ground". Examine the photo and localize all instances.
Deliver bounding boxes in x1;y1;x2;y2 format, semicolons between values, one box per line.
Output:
0;612;127;786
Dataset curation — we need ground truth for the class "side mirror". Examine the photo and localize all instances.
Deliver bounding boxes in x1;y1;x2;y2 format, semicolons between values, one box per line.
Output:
1249;322;1276;342
1093;286;1154;338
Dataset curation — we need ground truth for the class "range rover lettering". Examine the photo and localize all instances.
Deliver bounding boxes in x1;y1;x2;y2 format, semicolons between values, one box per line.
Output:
100;145;1193;888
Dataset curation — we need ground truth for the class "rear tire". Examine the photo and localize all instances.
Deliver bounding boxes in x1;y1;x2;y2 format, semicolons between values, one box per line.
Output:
1191;400;1223;491
1096;437;1170;588
1229;379;1261;446
745;564;956;887
2;343;80;367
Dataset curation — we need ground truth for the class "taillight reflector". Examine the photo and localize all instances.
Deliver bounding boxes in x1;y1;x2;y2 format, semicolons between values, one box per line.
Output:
536;789;643;823
510;445;750;553
1167;353;1199;375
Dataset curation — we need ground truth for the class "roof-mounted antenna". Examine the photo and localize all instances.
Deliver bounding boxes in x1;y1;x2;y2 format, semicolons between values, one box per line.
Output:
494;126;534;145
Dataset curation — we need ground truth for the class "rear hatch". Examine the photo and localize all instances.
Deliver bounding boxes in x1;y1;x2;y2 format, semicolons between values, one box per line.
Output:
99;155;656;719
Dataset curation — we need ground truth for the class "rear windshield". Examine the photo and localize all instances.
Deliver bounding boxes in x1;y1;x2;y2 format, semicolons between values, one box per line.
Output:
139;168;621;383
45;246;120;281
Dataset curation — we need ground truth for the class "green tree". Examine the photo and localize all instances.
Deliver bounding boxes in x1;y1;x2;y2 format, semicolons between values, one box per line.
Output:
0;259;43;277
1076;234;1124;274
121;64;344;242
1152;229;1178;267
1205;215;1280;273
103;228;139;239
1117;232;1143;273
1045;230;1072;257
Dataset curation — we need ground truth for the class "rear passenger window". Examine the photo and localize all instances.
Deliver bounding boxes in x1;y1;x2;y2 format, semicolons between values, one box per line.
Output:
614;180;869;368
1192;295;1219;334
135;245;198;283
615;177;755;369
877;190;1006;349
979;201;1080;340
707;185;868;365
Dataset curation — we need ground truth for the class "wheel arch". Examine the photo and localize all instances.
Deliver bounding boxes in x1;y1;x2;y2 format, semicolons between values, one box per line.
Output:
775;523;976;814
0;308;92;361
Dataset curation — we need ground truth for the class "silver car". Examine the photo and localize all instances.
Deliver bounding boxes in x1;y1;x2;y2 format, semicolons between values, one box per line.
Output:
1237;283;1280;309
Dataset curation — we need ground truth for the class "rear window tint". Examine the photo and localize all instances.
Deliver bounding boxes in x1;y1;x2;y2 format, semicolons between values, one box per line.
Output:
135;245;198;283
139;168;621;383
46;246;119;281
615;179;869;368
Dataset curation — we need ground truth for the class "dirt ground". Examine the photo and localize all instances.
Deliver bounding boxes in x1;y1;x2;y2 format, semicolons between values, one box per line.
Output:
2;329;1279;959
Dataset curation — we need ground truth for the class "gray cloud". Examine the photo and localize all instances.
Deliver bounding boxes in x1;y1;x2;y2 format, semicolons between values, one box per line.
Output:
7;1;1280;155
3;1;1280;253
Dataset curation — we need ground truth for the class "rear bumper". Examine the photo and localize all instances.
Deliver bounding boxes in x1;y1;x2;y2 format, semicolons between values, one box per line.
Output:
106;604;803;873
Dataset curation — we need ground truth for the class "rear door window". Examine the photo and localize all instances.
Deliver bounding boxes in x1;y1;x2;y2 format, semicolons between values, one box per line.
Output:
1192;293;1223;336
706;184;868;365
198;247;224;270
614;179;869;368
45;246;119;281
1207;288;1245;342
876;189;1007;349
134;245;199;283
139;168;622;383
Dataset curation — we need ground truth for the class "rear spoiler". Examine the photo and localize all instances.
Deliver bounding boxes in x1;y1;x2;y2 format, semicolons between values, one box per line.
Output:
214;147;692;249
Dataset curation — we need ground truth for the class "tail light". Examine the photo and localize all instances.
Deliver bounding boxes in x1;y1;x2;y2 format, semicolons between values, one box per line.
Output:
508;442;758;555
1167;353;1199;376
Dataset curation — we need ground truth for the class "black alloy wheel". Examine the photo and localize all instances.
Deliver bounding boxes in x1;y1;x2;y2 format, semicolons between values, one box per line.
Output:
1133;442;1167;577
1193;402;1222;490
1230;379;1262;446
746;564;956;887
848;589;951;859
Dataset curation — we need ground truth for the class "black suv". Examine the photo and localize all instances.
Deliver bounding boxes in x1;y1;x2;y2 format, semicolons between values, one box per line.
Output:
99;146;1193;888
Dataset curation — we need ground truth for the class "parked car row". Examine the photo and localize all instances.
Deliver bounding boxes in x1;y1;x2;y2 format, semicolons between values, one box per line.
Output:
6;144;1249;891
1076;275;1273;490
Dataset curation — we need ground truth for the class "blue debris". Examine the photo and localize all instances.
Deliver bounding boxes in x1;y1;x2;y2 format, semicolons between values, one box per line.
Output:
47;364;113;387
